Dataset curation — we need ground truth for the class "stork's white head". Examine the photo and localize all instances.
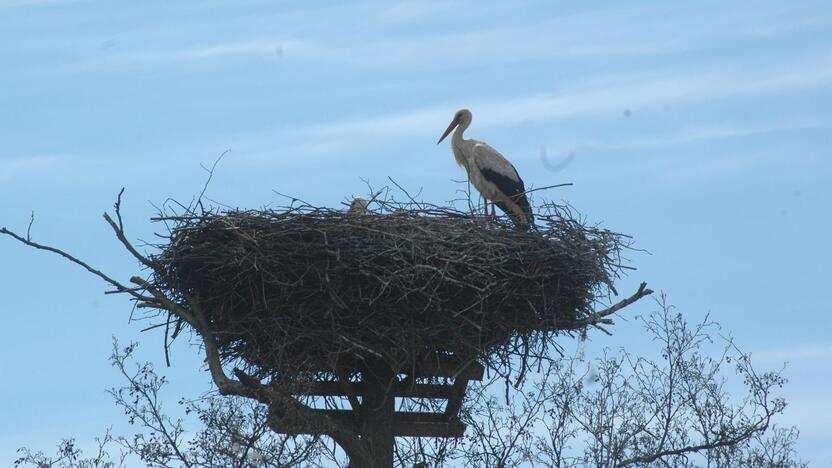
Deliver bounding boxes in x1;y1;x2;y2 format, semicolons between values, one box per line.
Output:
437;108;473;144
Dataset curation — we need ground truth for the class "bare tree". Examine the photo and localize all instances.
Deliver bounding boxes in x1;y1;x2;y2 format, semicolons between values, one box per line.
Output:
461;298;802;468
16;340;324;468
15;301;804;468
15;430;127;468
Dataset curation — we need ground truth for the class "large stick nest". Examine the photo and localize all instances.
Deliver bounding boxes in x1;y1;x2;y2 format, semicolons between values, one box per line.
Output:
152;200;627;379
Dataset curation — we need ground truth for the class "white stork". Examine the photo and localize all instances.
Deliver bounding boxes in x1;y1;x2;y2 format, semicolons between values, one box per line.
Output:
437;108;533;227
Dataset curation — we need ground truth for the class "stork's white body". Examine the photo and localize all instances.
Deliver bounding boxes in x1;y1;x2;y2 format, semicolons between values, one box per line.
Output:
451;135;530;223
438;109;533;227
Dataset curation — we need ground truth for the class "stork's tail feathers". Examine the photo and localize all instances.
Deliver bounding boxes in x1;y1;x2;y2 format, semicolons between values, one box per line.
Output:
496;194;534;231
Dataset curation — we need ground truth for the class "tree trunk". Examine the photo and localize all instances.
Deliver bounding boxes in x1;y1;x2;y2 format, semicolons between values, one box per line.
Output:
361;362;395;468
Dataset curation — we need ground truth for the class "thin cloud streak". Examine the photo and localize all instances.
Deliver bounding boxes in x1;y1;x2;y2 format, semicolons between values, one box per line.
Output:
42;2;791;72
226;54;832;162
24;1;829;78
569;121;830;153
0;0;73;10
286;18;685;69
0;156;65;181
67;21;675;72
93;5;695;71
123;39;284;64
474;56;832;127
374;1;461;25
753;343;832;364
517;120;827;185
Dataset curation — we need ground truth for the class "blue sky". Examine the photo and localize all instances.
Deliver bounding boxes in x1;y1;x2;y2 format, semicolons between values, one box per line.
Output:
1;0;830;464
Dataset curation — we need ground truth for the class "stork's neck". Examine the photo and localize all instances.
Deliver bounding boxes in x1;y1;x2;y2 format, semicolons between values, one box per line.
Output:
452;119;470;147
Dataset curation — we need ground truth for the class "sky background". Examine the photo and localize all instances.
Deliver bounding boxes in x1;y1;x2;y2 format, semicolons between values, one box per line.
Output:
1;0;830;464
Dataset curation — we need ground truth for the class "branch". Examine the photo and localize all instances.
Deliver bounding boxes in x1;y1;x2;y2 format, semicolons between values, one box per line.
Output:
103;212;157;270
565;282;653;330
128;277;197;327
0;226;153;302
616;429;765;467
151;290;250;399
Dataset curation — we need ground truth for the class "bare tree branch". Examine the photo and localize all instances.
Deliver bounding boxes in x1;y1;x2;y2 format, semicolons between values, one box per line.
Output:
565;282;654;330
0;226;152;303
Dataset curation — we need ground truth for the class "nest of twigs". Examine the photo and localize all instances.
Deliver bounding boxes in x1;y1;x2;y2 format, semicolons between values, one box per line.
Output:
152;200;626;380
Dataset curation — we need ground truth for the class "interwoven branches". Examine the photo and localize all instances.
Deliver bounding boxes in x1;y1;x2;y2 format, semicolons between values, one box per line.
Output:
150;200;632;382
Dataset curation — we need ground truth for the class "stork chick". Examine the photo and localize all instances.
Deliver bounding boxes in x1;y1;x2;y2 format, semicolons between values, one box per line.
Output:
347;197;369;216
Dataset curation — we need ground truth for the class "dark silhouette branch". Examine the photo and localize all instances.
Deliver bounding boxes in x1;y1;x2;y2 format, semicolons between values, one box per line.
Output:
564;282;654;332
0;226;152;303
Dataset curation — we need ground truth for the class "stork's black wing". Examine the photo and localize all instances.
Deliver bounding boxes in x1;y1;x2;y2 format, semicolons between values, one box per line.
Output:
473;142;534;226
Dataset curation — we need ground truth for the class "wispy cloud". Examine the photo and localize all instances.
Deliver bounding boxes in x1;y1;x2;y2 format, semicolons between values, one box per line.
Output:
0;156;65;182
373;1;461;25
285;17;683;69
471;56;832;128
223;52;832;162
521;120;828;185
105;6;688;71
0;156;65;181
752;343;832;364
119;39;285;64
0;0;74;10
27;2;457;70
24;0;829;81
540;121;830;157
91;1;832;71
67;19;674;72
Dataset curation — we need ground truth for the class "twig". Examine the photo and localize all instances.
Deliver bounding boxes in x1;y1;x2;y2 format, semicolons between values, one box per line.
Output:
114;187;125;232
520;182;573;197
0;226;152;302
387;177;424;208
26;211;34;241
195;150;229;215
103;212;157;270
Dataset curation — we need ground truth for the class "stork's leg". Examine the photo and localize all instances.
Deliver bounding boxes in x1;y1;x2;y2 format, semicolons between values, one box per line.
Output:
482;196;488;216
491;203;496;217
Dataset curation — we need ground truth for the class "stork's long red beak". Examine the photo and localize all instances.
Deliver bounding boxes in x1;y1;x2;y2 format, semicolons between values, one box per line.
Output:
437;118;459;144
